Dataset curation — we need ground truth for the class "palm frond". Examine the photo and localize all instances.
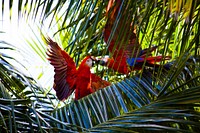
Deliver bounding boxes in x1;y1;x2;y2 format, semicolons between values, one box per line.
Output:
49;56;200;132
1;0;200;132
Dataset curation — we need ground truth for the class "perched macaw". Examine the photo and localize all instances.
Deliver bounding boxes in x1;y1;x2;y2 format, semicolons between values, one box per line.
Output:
46;38;110;101
97;0;170;74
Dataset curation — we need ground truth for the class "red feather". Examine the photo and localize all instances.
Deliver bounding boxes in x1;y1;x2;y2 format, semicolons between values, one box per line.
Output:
91;74;111;92
75;56;93;100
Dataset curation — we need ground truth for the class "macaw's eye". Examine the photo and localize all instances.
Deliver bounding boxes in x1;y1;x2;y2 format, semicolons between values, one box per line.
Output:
86;59;92;63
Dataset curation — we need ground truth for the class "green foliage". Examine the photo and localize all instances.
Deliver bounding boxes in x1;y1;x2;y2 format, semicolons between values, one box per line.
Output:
1;0;200;132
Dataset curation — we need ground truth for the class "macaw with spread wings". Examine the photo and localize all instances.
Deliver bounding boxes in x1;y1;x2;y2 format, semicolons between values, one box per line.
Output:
96;0;170;74
46;38;110;101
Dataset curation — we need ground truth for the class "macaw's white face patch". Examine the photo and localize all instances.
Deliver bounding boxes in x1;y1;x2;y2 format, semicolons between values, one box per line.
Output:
85;58;93;68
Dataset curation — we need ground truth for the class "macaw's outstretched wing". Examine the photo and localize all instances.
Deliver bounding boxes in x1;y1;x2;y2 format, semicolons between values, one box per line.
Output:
102;0;140;74
46;38;77;101
104;0;141;60
91;74;111;92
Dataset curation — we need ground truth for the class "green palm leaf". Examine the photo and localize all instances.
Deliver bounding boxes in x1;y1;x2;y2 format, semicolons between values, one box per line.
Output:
49;57;200;132
1;0;200;132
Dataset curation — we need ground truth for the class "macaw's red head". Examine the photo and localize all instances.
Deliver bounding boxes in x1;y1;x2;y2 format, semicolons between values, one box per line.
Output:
79;56;93;68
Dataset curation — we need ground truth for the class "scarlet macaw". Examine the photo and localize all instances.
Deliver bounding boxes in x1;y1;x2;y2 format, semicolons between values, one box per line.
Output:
97;0;170;74
46;38;110;101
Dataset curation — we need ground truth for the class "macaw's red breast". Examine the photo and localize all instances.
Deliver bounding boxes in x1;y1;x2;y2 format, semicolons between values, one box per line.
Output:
75;74;92;100
75;56;93;100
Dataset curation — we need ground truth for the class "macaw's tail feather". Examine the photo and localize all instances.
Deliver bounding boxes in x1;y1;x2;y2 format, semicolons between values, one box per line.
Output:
127;56;171;66
146;56;171;64
160;55;200;70
139;46;158;57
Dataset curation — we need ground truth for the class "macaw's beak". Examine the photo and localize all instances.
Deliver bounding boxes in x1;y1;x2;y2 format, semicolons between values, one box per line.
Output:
90;56;107;67
91;56;107;66
90;56;96;67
